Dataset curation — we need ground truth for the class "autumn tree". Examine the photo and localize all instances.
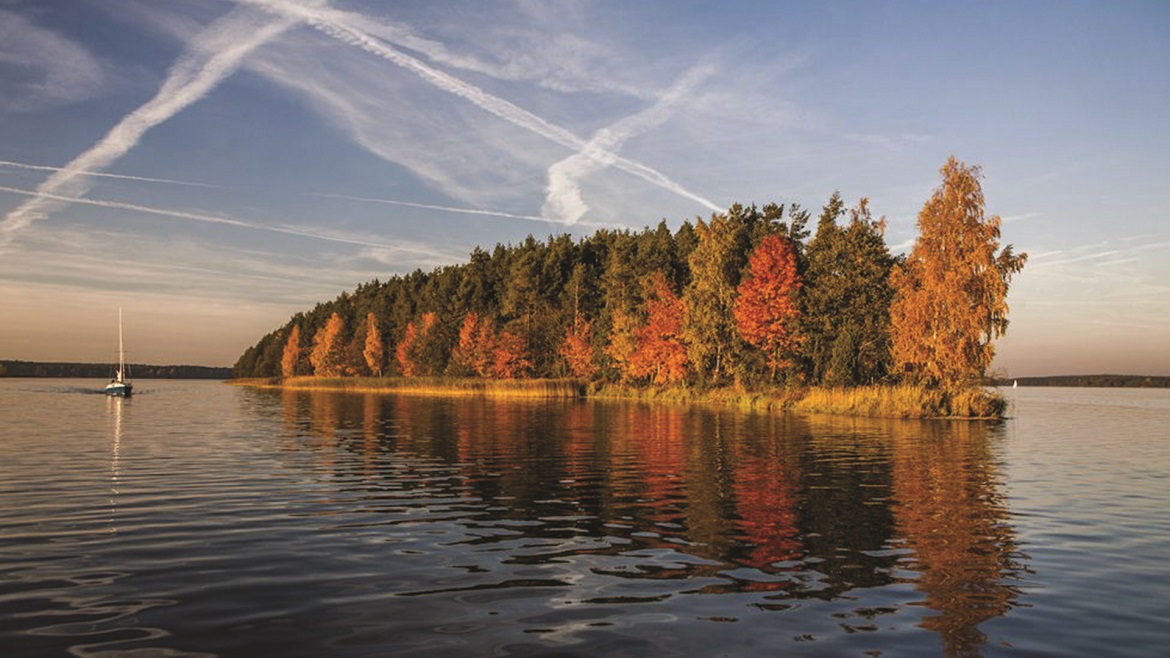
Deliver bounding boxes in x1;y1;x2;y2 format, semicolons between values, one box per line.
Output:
493;331;532;379
559;312;599;379
683;213;740;384
628;272;688;385
451;312;497;377
889;157;1027;387
310;312;347;377
281;324;301;378
362;312;384;376
395;312;441;377
733;235;803;382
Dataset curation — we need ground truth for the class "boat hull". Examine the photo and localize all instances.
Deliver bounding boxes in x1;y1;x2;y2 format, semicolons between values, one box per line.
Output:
104;382;132;397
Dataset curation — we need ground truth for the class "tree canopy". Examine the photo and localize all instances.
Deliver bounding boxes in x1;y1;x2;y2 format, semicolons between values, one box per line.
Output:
234;157;1024;392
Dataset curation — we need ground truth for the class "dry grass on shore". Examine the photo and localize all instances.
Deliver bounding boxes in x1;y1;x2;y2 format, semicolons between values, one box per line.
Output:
793;384;1006;419
234;376;586;399
230;377;1006;419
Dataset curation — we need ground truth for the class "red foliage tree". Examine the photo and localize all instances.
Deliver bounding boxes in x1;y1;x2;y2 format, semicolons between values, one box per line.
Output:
733;235;803;380
493;331;532;379
628;272;688;385
452;312;497;377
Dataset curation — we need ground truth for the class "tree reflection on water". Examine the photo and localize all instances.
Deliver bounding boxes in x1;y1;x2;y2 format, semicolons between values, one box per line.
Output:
276;389;1024;657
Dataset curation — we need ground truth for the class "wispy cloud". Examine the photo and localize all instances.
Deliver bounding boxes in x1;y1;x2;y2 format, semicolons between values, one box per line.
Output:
0;9;104;111
311;192;554;224
543;64;716;224
0;184;459;262
0;4;305;248
240;0;720;220
0;159;216;188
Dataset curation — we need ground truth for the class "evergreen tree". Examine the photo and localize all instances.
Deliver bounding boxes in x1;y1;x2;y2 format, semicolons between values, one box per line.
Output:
803;195;897;385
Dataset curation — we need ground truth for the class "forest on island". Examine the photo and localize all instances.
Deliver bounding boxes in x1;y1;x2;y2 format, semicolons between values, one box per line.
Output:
234;158;1026;393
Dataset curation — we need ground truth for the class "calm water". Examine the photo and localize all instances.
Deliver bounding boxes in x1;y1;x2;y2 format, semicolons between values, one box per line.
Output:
1;381;1167;658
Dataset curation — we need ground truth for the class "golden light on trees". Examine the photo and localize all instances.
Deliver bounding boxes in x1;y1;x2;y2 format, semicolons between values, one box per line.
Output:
362;312;384;377
310;312;346;377
281;325;300;378
628;271;689;385
559;312;599;379
395;312;439;377
890;157;1027;387
734;235;803;381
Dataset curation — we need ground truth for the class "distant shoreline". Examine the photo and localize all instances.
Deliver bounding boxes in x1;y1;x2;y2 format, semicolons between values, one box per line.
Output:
992;374;1170;388
0;360;232;379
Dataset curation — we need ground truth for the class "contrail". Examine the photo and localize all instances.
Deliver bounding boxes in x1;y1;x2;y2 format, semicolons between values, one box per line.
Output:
0;184;453;259
239;0;721;216
312;192;563;225
1;158;590;229
544;65;716;224
0;159;217;188
0;5;307;248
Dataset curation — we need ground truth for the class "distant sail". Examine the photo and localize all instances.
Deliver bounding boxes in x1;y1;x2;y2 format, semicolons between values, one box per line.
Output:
103;308;133;397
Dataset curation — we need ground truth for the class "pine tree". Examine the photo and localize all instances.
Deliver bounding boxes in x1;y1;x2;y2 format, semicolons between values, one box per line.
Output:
803;195;896;386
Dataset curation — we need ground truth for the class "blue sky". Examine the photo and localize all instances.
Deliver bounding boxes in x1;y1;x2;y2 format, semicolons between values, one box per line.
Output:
1;0;1167;375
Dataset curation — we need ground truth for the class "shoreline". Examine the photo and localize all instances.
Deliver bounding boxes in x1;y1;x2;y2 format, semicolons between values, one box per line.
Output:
231;377;1007;420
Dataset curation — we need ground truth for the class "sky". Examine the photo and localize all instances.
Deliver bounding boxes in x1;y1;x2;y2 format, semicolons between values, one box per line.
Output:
1;0;1168;376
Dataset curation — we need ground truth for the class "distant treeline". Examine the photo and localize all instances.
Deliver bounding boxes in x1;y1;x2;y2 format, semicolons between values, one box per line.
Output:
999;375;1170;388
0;360;232;379
235;158;1025;393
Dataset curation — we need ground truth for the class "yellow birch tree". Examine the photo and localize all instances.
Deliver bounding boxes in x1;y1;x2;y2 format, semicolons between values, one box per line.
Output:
890;157;1027;387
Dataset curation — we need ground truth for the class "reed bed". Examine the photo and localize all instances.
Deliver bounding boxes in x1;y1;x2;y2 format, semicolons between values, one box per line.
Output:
793;384;1006;419
231;377;1005;418
241;376;585;399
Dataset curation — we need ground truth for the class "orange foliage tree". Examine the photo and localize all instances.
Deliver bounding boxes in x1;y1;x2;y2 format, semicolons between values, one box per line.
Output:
492;331;532;379
733;235;803;380
889;157;1027;387
559;312;599;379
281;324;301;378
362;312;384;376
452;312;497;377
310;312;346;377
628;272;688;385
395;312;439;377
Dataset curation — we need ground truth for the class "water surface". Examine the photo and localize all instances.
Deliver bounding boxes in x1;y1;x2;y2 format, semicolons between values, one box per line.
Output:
1;380;1167;657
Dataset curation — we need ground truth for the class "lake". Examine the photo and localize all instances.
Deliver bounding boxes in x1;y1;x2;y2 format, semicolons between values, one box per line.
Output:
1;381;1167;657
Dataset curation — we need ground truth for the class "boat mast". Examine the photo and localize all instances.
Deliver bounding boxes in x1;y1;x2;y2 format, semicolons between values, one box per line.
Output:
118;307;125;382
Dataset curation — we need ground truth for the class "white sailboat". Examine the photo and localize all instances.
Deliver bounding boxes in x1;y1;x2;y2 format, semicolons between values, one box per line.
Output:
104;308;133;397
